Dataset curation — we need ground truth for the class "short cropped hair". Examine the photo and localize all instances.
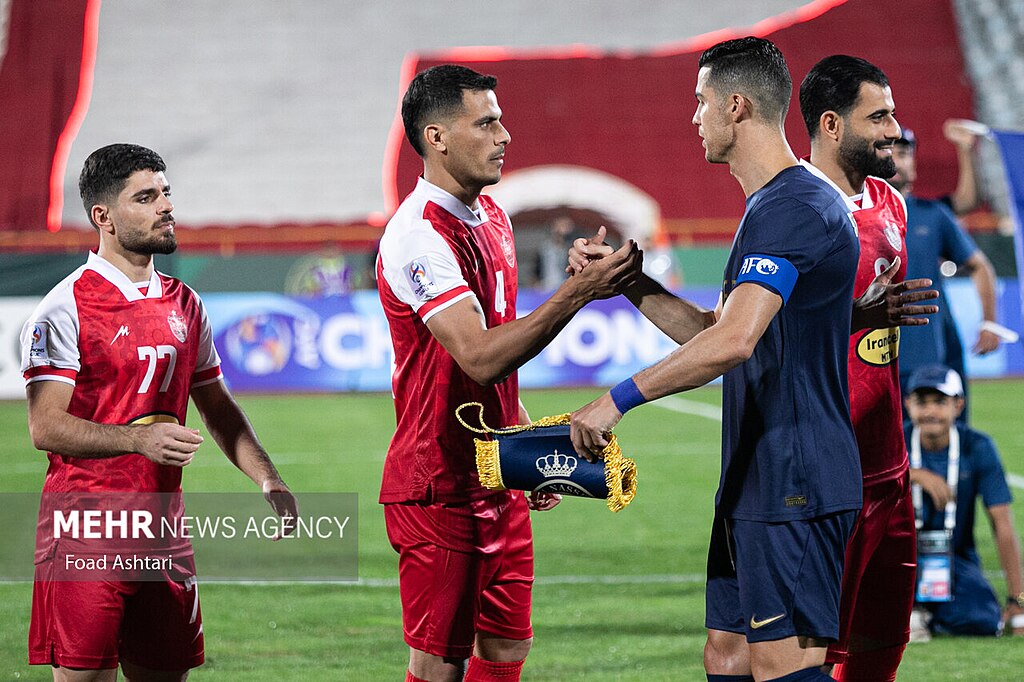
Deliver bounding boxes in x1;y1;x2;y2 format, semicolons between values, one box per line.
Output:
697;37;792;124
799;55;889;139
79;144;166;227
401;64;498;157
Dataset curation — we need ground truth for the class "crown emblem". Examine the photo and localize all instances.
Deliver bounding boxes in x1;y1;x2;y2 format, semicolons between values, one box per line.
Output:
536;450;577;478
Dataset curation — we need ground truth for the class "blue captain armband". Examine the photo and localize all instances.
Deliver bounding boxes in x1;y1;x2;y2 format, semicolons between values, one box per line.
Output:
736;254;799;304
610;377;647;415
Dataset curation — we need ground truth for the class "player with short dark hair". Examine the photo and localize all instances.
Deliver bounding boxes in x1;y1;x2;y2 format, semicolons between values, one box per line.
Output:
799;54;939;682
569;37;862;681
21;143;297;681
378;65;641;682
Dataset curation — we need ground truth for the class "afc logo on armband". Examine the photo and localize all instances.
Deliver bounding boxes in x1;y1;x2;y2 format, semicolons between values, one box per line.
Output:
739;256;779;277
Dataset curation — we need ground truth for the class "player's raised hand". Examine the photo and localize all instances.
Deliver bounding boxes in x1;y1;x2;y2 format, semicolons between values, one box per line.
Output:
943;118;983;152
133;423;203;467
910;467;953;509
262;478;298;541
571;239;642;300
566;225;614;274
851;257;939;332
570;392;622;462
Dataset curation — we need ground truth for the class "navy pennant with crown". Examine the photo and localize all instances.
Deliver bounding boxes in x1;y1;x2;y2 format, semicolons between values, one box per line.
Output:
457;403;638;512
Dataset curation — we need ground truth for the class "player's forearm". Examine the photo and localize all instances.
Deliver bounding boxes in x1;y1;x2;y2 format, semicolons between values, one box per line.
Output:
968;256;998;322
950;147;980;215
633;323;751;402
197;398;284;487
624;274;714;345
460;278;589;385
28;409;140;459
994;520;1024;598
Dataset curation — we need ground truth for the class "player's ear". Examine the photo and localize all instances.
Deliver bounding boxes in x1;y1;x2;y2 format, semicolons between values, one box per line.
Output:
424;123;447;154
819;111;842;144
90;204;114;235
730;93;749;122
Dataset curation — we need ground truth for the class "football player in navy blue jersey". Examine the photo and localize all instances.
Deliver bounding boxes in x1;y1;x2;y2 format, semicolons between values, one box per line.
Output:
569;37;861;682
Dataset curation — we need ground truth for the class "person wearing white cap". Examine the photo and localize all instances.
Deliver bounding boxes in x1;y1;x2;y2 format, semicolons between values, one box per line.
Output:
904;364;1024;640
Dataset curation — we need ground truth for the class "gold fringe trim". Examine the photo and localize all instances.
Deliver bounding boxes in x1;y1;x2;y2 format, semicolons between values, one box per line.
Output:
458;402;637;512
474;438;506;490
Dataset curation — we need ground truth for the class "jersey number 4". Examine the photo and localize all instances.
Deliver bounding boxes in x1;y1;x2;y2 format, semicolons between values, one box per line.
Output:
137;345;177;394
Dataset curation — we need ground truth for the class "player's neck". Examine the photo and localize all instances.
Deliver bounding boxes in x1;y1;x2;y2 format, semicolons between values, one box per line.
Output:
96;242;154;282
423;166;482;211
729;129;799;197
809;147;864;196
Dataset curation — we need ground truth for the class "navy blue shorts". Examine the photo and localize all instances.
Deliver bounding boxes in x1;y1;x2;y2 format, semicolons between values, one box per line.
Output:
705;510;857;643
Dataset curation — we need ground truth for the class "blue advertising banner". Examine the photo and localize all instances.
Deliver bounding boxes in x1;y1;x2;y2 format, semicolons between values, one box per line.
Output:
203;289;720;393
202;283;1022;394
992;129;1024;337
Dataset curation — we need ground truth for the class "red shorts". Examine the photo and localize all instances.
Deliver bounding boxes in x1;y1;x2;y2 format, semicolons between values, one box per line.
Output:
384;490;534;659
29;554;204;671
826;471;916;664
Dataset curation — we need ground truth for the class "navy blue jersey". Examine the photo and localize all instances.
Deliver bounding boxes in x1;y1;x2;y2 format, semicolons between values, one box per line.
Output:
717;165;862;521
905;423;1012;562
899;196;978;379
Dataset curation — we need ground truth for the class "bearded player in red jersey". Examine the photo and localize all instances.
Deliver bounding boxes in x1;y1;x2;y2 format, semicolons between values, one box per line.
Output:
377;65;640;682
799;56;939;681
20;144;297;681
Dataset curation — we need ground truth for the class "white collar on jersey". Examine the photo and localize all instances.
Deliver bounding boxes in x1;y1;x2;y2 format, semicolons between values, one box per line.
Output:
86;251;164;302
797;159;876;211
413;176;489;228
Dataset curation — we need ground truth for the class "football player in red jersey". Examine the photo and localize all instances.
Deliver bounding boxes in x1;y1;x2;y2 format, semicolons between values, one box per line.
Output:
799;56;939;681
378;65;641;682
20;144;297;681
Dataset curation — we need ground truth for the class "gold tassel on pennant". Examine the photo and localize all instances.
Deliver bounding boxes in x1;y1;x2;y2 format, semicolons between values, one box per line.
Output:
456;402;638;512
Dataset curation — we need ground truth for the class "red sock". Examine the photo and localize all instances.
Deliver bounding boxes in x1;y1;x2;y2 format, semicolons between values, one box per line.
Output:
405;671;430;682
464;655;524;681
831;643;905;682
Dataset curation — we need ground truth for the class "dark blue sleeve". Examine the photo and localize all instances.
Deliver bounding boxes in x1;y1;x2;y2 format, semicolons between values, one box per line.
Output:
935;202;978;265
735;198;832;304
969;429;1012;508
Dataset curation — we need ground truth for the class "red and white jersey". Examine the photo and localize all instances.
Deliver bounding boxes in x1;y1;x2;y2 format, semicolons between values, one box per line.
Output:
20;251;222;494
376;177;519;504
802;162;909;482
846;176;908;481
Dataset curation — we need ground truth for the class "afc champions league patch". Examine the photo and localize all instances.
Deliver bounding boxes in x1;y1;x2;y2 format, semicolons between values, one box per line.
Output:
856;326;899;366
501;233;515;268
883;221;903;251
167;310;188;343
404;258;440;301
29;322;49;361
736;253;799;303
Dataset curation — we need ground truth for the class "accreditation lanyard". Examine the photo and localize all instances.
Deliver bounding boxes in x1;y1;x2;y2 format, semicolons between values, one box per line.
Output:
910;427;960;532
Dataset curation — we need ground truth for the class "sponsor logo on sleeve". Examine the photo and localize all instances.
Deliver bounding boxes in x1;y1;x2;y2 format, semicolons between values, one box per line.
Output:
29;323;48;360
404;259;439;300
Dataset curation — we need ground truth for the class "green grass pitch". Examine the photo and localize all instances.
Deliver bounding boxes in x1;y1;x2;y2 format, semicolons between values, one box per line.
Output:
1;382;1022;679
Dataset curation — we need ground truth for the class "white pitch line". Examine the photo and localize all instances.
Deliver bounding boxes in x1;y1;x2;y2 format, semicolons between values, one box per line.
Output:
651;396;1024;491
0;573;706;588
651;396;722;422
1007;473;1024;491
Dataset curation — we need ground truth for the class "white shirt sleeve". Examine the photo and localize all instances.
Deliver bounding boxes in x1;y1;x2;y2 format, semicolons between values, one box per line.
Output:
379;218;476;322
20;283;81;386
190;289;222;383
